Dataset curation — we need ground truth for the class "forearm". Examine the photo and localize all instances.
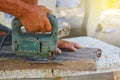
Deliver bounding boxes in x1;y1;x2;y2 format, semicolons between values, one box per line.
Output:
21;0;38;5
0;0;33;18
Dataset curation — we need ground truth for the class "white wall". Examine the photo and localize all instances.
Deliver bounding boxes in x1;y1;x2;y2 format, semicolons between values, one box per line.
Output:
85;0;109;36
38;0;56;14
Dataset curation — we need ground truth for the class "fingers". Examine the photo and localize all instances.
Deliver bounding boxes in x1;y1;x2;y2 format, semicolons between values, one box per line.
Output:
38;15;51;33
66;42;81;51
40;15;51;33
45;8;53;32
67;44;78;52
45;7;53;32
47;8;53;14
55;48;62;54
73;43;81;49
44;17;52;32
58;40;81;52
68;46;77;52
70;43;81;51
40;26;46;34
38;5;52;33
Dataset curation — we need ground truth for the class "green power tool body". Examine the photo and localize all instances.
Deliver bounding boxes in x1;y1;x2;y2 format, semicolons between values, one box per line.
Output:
12;14;61;63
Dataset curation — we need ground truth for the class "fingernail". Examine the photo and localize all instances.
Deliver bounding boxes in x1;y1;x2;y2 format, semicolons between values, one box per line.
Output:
56;48;62;54
73;48;77;52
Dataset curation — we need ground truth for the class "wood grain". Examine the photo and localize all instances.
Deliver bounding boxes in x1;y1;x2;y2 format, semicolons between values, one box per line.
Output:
114;71;120;80
0;48;101;71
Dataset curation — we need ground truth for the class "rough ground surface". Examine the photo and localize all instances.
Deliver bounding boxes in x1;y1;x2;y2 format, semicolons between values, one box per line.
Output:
0;37;120;79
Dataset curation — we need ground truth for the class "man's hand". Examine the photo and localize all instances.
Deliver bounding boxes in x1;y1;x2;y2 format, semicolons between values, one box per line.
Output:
56;39;81;53
20;5;52;33
0;0;52;33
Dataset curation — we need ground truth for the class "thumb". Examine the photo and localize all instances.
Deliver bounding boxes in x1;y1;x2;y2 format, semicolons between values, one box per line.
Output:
55;48;62;54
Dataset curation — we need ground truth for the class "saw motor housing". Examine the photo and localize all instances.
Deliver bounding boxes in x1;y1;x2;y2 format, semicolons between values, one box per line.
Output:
12;14;58;60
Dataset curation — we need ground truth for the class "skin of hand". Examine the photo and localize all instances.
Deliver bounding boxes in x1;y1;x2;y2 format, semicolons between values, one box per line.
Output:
20;5;52;33
0;0;80;53
0;0;52;33
21;0;80;53
20;0;81;53
56;39;81;53
21;0;53;33
22;0;38;5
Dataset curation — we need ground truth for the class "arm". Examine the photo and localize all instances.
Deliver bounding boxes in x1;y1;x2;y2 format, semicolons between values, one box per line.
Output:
0;0;52;33
0;0;31;18
22;0;38;5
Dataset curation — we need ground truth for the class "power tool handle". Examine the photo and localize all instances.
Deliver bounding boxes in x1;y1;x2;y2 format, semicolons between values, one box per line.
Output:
12;14;58;35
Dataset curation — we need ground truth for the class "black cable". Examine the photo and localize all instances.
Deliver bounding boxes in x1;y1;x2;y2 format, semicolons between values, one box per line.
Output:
0;31;11;49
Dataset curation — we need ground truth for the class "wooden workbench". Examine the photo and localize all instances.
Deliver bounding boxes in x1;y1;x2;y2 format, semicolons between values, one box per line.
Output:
0;37;120;80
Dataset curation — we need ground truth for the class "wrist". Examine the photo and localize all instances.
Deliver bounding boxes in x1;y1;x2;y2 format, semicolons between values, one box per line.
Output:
16;1;35;18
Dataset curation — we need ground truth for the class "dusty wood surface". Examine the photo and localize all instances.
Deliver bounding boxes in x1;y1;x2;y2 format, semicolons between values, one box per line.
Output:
114;71;120;80
0;48;100;71
0;37;120;79
66;72;114;80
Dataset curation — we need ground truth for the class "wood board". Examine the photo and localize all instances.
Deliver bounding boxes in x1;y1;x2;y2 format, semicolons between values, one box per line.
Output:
0;47;101;71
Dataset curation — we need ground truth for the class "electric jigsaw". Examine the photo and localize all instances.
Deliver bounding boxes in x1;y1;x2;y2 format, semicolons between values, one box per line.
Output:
0;13;102;65
12;14;61;63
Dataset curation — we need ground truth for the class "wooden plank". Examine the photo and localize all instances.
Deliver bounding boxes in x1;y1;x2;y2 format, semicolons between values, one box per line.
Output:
1;36;120;79
0;48;101;71
68;72;114;80
114;71;120;80
18;72;114;80
2;72;114;80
